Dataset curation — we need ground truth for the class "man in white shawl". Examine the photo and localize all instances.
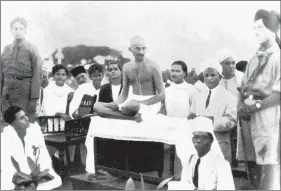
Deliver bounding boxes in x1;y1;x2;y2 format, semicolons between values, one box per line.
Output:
160;60;197;117
168;117;235;190
1;106;62;190
39;65;74;164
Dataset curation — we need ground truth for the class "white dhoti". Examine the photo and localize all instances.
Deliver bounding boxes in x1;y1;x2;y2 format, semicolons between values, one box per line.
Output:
119;94;161;115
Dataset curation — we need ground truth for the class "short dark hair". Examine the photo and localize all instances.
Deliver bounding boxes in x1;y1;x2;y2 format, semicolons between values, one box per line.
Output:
172;61;188;77
10;17;27;29
3;106;22;124
236;61;248;72
88;64;104;76
52;64;69;76
107;61;122;71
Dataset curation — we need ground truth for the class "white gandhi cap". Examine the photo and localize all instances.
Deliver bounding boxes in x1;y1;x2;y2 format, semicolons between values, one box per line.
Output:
200;58;222;75
191;116;214;135
215;47;236;64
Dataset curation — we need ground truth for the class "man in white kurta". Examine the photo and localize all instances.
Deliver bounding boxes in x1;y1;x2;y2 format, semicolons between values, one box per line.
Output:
1;106;62;190
216;47;244;97
69;64;103;167
168;117;235;190
160;61;197;117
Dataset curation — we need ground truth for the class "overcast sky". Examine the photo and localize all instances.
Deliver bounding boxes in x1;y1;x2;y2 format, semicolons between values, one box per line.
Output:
1;1;280;71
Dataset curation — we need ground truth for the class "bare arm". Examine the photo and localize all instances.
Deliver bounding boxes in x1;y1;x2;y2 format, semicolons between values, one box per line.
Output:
158;101;167;115
93;102;136;120
115;66;130;105
140;63;165;105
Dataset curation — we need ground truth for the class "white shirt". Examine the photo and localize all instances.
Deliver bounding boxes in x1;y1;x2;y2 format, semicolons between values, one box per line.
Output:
111;84;121;102
169;149;235;190
69;82;100;116
220;70;244;96
205;84;220;103
165;82;197;118
1;123;62;190
194;80;207;92
41;83;74;131
191;152;213;180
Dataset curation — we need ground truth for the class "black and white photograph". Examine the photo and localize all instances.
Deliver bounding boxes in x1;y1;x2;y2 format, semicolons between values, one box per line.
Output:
0;1;280;190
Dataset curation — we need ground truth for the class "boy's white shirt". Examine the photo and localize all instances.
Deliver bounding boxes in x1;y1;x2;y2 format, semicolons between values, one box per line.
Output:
69;82;100;117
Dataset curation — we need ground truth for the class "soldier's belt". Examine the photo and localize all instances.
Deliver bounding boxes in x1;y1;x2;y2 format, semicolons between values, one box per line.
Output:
5;75;32;80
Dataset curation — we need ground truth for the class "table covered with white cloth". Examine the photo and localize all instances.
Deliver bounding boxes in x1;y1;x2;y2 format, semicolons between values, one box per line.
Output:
85;114;224;174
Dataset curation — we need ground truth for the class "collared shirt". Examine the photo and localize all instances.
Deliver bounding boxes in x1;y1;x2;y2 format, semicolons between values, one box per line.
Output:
175;149;235;190
191;151;213;180
220;76;239;96
1;123;61;190
1;39;42;99
205;84;220;102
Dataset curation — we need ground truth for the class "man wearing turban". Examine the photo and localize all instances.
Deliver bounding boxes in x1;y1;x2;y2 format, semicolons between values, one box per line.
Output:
237;9;280;190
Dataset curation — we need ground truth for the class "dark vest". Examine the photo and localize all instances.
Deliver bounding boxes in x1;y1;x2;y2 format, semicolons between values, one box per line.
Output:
98;83;123;103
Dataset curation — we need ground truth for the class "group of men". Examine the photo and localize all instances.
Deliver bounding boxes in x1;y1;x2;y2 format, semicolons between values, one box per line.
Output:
1;8;280;190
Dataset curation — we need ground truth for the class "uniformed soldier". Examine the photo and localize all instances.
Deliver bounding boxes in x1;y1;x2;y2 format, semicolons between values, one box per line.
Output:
0;17;42;122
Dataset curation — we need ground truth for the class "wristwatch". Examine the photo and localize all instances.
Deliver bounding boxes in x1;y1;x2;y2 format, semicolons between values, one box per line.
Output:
255;101;261;109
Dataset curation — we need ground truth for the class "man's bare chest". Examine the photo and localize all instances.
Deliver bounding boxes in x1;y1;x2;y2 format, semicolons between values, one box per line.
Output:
127;67;154;84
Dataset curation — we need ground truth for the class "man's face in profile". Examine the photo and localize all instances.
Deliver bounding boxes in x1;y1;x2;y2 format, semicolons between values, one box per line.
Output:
13;110;30;129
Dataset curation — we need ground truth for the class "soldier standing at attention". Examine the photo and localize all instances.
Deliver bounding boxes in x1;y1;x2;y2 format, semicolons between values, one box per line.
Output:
0;17;42;122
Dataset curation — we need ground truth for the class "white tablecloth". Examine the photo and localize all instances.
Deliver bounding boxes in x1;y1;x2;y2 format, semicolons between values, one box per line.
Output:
85;115;223;174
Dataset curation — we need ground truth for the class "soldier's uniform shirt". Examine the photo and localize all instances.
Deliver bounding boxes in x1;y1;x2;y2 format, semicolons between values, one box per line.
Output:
237;43;280;166
0;39;42;115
